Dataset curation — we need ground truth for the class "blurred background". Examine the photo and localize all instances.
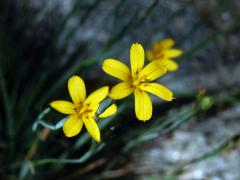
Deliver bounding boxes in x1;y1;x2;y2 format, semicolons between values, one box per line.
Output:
0;0;240;179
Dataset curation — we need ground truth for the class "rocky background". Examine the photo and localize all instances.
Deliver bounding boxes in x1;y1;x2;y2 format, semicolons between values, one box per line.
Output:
0;0;239;179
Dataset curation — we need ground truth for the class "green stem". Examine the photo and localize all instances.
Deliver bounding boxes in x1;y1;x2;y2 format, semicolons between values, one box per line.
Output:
33;140;103;166
169;133;240;176
0;66;14;153
178;18;240;61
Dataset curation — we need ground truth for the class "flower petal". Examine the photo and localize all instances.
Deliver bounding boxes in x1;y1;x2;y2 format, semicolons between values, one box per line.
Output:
140;60;167;81
68;76;86;104
130;43;144;75
85;86;109;106
164;49;182;58
164;59;179;71
153;38;175;50
109;82;133;100
99;104;117;118
146;50;154;61
83;117;100;142
102;59;131;81
50;100;76;114
89;104;100;116
139;83;173;101
63;115;83;137
134;89;152;121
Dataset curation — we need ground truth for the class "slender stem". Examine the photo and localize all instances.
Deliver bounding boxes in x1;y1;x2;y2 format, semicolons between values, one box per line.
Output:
169;133;240;176
0;66;14;154
178;18;240;62
33;140;103;166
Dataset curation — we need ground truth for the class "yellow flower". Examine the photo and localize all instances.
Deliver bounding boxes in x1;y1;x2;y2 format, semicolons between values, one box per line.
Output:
50;76;117;142
102;43;173;121
146;38;182;71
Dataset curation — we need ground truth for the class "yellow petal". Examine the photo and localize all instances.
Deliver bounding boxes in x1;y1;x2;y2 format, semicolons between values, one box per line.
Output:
63;115;83;137
140;60;167;81
164;59;179;71
89;104;100;116
153;38;175;50
146;50;154;61
164;49;182;58
99;104;117;118
139;83;173;101
134;89;152;121
85;86;109;106
130;43;144;75
102;59;131;81
50;100;76;114
109;82;133;100
68;76;86;104
83;117;100;142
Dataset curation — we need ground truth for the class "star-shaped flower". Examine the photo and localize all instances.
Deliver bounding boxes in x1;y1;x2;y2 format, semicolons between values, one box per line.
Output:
102;43;173;121
50;76;117;142
146;38;182;71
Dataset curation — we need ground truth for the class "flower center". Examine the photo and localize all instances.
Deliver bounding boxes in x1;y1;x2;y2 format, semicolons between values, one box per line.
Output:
154;50;164;59
74;103;93;119
131;72;147;89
